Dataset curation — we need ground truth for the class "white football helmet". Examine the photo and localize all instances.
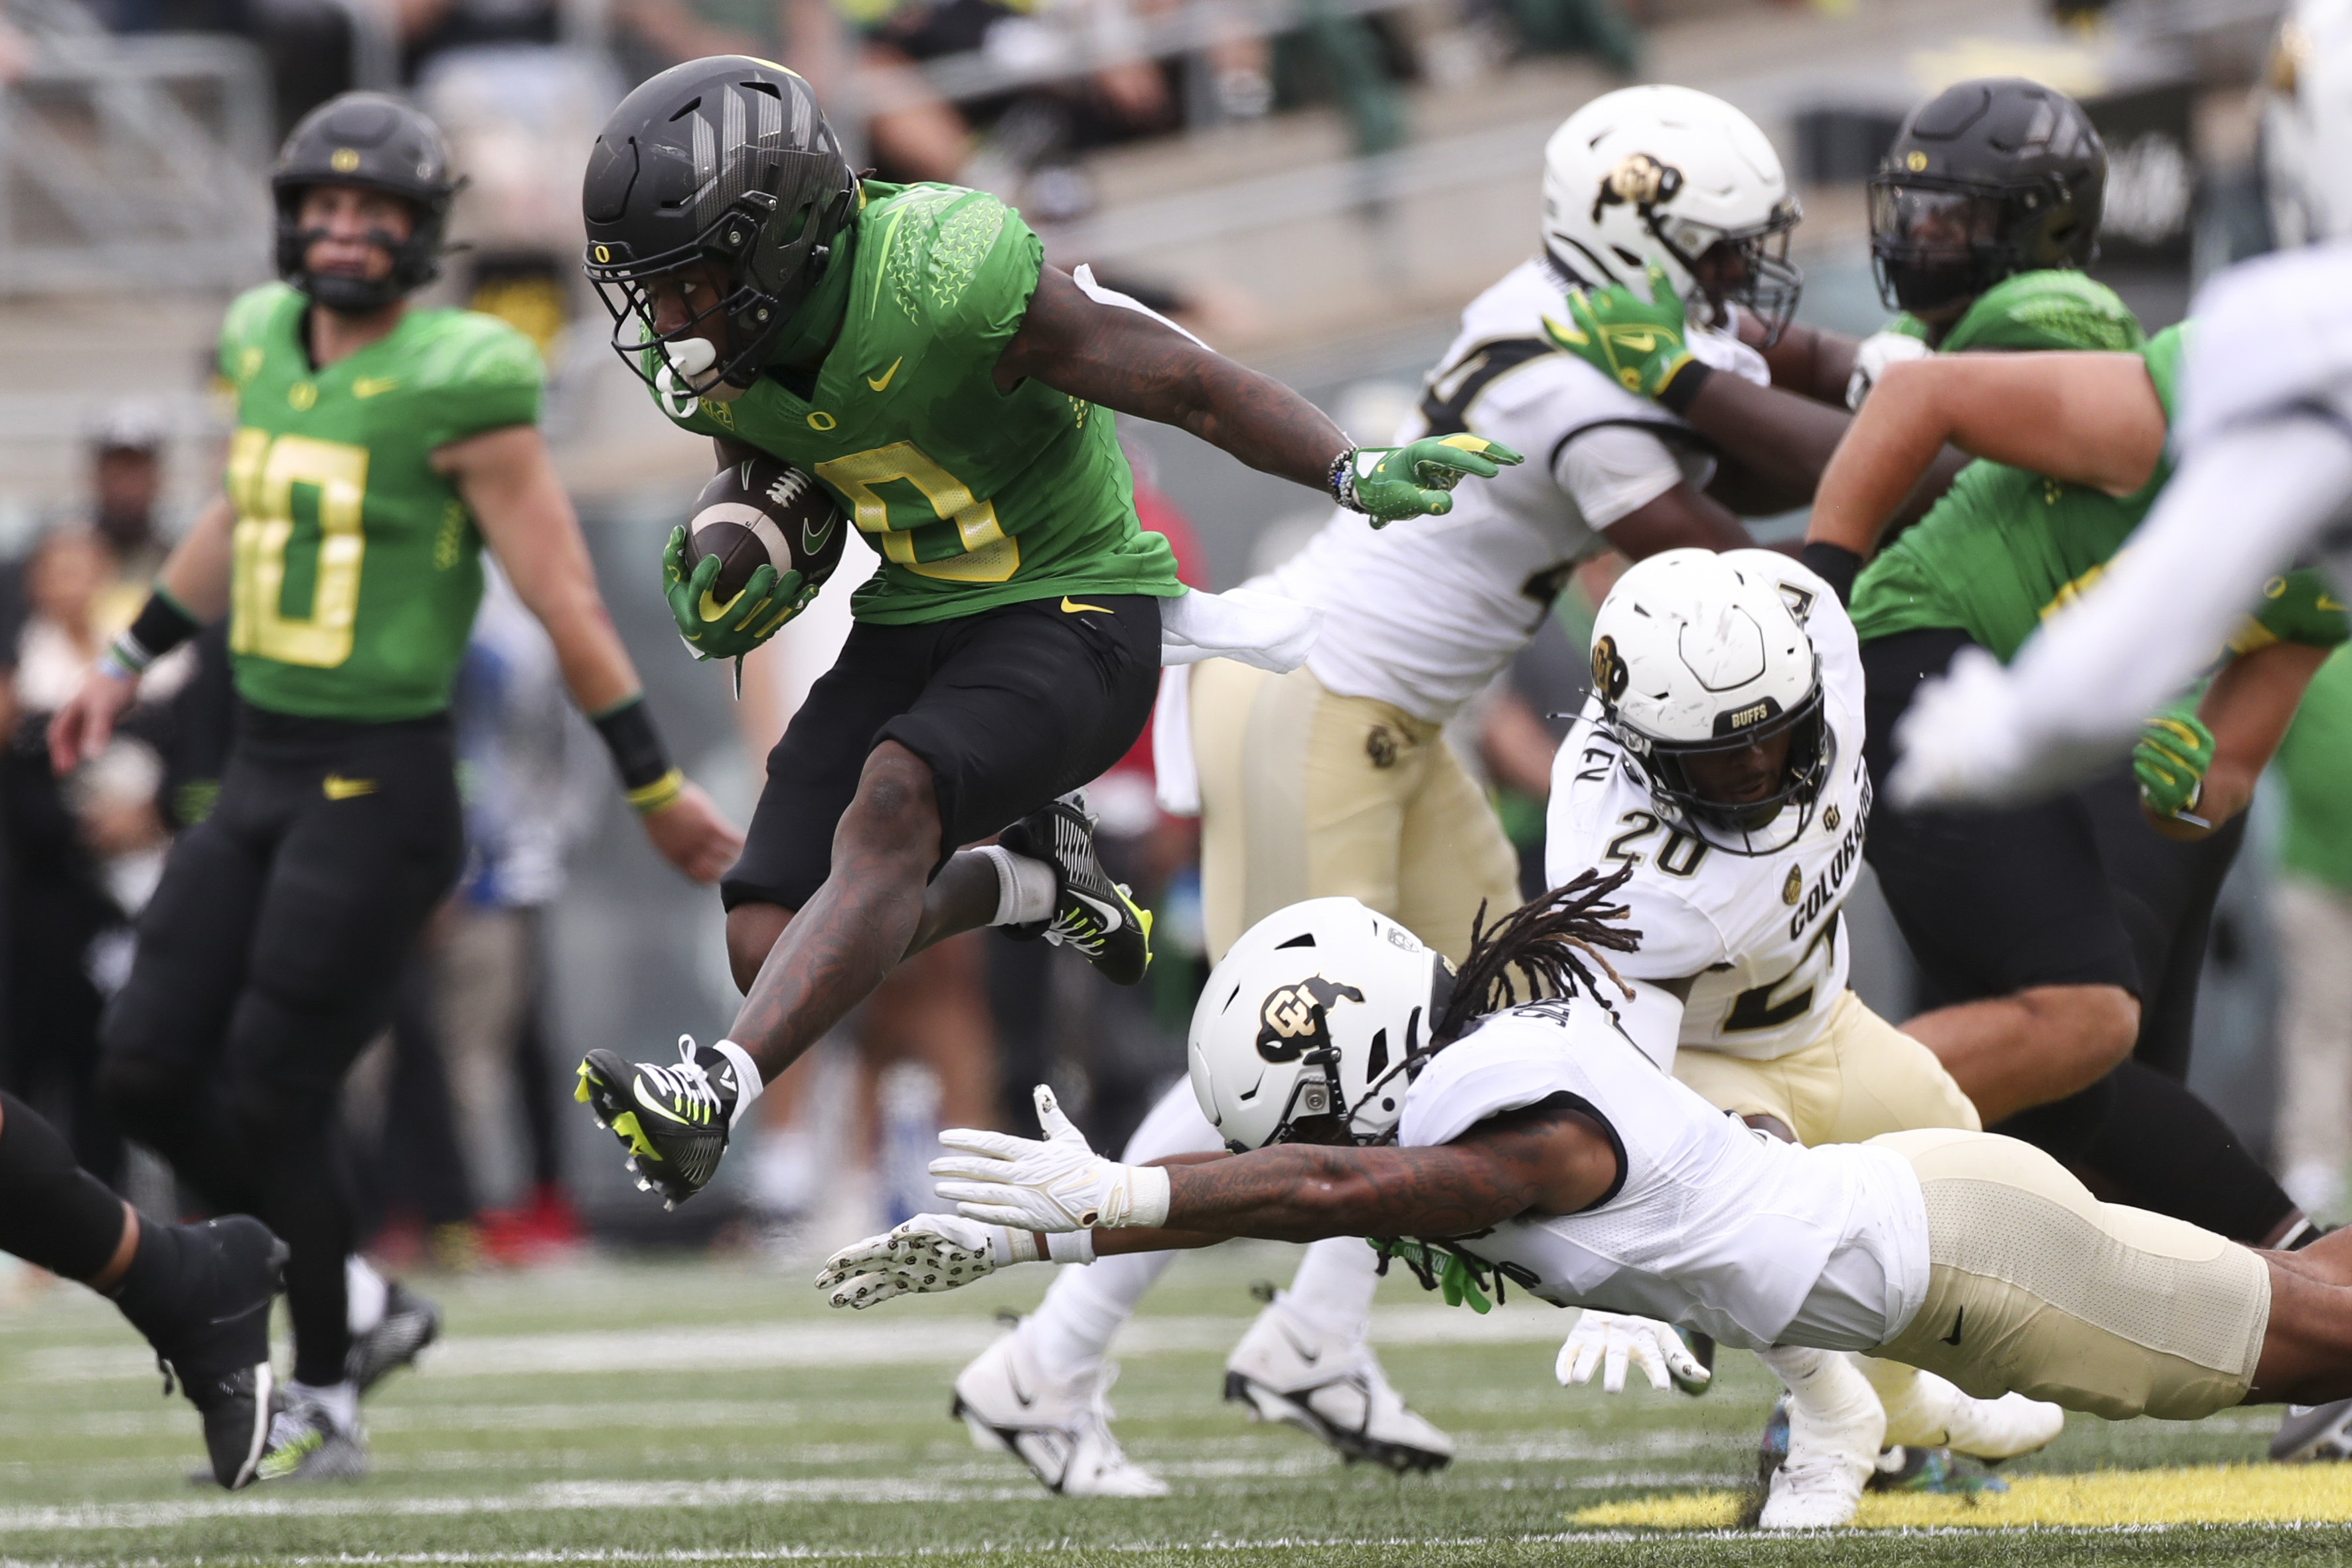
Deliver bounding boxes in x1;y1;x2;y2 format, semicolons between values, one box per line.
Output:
2264;0;2352;246
1188;898;1454;1152
1541;85;1802;342
1588;548;1830;854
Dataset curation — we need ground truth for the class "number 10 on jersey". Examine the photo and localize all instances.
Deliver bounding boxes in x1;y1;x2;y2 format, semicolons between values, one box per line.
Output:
226;428;370;669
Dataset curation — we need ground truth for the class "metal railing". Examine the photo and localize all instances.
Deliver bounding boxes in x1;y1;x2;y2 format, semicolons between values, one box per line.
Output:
0;0;273;295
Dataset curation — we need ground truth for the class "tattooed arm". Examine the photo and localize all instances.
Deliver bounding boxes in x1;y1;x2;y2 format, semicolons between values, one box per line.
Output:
1089;1103;1624;1255
994;264;1351;490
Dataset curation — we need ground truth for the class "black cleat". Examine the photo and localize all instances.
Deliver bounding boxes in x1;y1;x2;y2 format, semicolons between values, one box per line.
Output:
576;1035;742;1207
142;1216;287;1491
999;789;1154;986
348;1280;439;1395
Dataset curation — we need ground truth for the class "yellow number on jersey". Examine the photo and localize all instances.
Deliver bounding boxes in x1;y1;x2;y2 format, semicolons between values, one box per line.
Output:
815;441;1020;584
225;428;370;668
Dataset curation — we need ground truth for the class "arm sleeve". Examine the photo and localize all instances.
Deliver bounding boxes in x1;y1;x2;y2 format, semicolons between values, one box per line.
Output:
1556;424;1691;529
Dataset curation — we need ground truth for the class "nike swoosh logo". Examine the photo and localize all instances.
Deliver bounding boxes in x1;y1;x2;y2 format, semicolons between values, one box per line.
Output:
1275;1321;1322;1366
321;775;376;800
632;1079;692;1126
1060;597;1112;615
803;513;837;556
352;377;400;398
1941;1308;1964;1347
866;357;903;392
1006;1362;1036;1407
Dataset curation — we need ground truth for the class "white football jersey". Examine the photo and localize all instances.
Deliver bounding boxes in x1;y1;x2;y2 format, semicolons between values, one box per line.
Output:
1259;257;1770;724
1543;554;1869;1061
1396;1001;1928;1352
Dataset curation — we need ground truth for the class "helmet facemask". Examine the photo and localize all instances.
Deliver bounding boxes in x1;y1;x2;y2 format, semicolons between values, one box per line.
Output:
586;181;854;406
1867;175;2090;315
1593;157;1804;346
1612;678;1832;856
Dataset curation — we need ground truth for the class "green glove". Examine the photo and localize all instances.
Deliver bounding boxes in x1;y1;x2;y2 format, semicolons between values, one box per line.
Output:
2134;713;2215;822
1437;1251;1493;1314
661;526;815;661
1344;433;1524;526
1541;262;1699;401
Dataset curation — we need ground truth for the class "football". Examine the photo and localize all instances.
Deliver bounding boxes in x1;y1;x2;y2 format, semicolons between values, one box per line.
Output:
680;455;849;603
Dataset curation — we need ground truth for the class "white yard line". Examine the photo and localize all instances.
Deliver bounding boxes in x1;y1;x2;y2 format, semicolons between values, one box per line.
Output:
18;1304;1573;1384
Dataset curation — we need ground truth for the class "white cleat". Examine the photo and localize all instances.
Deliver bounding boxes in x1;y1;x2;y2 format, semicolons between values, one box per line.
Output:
1758;1353;1883;1529
951;1330;1169;1498
1221;1297;1453;1474
1881;1371;2065;1462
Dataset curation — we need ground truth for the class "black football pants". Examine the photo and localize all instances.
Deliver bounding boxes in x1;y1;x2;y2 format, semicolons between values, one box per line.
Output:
98;703;463;1387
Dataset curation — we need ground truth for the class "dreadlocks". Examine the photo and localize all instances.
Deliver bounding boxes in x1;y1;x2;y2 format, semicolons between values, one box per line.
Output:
1431;866;1642;1047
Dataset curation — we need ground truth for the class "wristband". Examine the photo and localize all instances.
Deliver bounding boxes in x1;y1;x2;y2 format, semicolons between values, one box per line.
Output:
591;697;679;812
103;589;200;681
989;1227;1102;1267
1328;447;1363;513
1798;541;1864;607
1656;358;1712;415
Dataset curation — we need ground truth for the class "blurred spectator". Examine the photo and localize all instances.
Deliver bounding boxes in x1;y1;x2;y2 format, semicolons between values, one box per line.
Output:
84;402;171;589
2272;644;2352;1221
432;564;596;1261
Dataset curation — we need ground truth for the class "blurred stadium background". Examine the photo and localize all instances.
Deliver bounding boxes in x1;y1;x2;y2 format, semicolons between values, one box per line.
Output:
0;0;2342;1557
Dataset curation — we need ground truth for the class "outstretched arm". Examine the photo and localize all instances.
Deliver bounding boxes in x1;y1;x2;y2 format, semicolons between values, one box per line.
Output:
994;264;1350;489
995;266;1518;519
1807;352;2167;557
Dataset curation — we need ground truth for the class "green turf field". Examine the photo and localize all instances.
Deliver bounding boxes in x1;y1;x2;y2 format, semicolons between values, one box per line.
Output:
0;1242;2345;1566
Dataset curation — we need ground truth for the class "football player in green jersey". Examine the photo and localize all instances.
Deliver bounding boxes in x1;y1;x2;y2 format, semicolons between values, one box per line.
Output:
46;92;742;1481
566;57;1522;1210
1802;329;2339;1252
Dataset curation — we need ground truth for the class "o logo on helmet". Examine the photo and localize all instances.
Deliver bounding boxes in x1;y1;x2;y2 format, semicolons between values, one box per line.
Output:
330;147;360;174
593;245;611;264
1255;975;1366;1063
1590;634;1628;704
1907;150;1928;173
807;411;837;431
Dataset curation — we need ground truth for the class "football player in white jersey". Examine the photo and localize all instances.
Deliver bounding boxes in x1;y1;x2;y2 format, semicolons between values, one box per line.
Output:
821;885;2352;1531
1539;548;2059;1523
941;83;1798;1497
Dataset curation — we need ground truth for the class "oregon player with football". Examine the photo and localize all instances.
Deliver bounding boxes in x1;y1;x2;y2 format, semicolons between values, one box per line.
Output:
48;92;741;1480
1542;77;2321;1283
568;56;1519;1212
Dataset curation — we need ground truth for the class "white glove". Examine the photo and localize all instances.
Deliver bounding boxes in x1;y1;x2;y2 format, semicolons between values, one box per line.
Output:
930;1084;1172;1233
1845;329;1933;410
813;1213;1097;1310
1555;1310;1711;1395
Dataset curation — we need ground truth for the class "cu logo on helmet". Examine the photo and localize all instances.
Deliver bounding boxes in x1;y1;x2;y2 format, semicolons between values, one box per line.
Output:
1256;976;1367;1063
1593;153;1684;219
1590;634;1628;704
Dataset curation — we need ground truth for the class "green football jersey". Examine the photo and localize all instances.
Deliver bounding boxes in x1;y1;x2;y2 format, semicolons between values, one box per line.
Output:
1849;323;2347;664
1883;268;2144;354
216;283;542;722
651;181;1182;625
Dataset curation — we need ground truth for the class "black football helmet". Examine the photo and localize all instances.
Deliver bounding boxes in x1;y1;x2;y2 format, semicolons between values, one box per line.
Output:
582;58;859;396
274;92;456;314
1869;78;2106;317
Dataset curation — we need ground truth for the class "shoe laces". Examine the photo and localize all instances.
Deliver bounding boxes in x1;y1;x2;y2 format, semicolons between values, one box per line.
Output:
641;1036;725;1122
